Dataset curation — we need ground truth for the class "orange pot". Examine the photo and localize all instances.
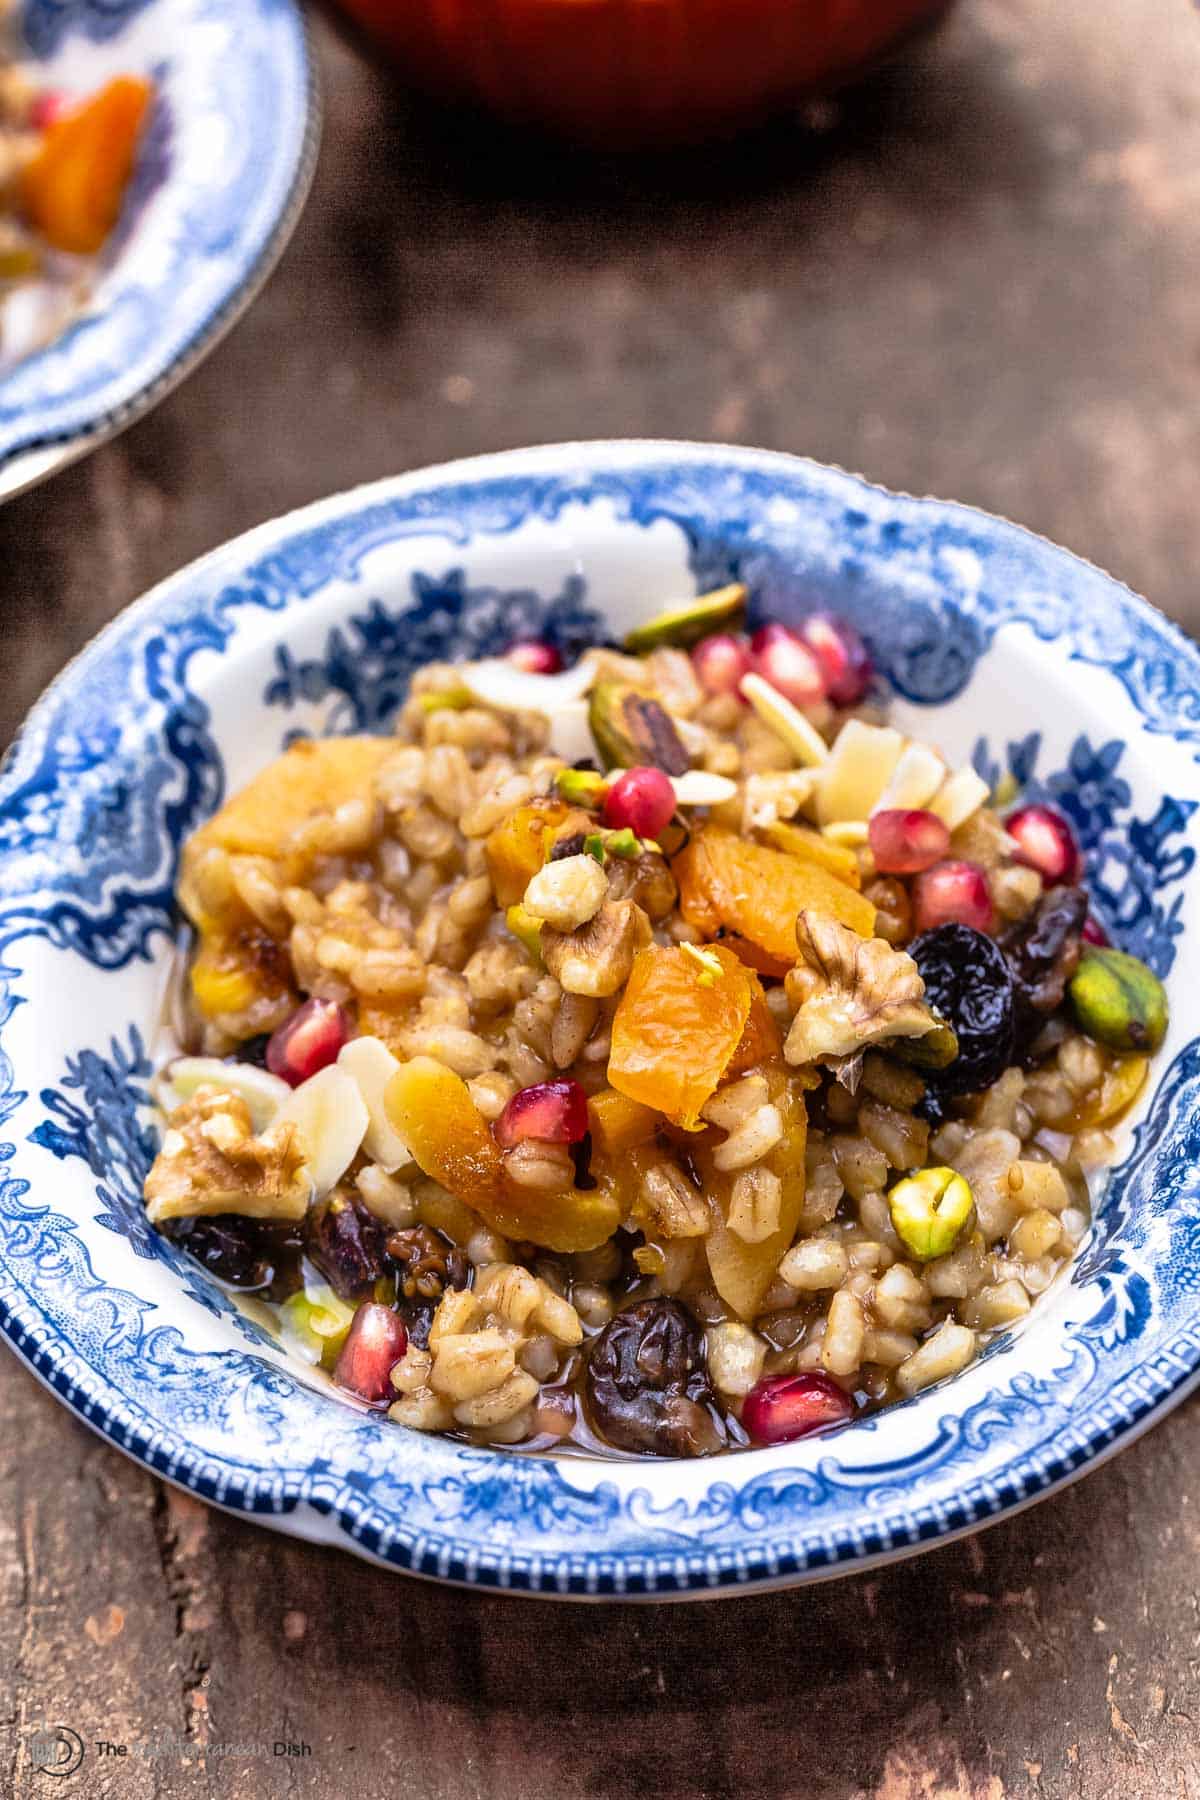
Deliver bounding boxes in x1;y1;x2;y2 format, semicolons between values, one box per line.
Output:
339;0;954;148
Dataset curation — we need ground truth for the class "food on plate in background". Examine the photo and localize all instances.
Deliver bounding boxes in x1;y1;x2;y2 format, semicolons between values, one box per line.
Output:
0;1;152;365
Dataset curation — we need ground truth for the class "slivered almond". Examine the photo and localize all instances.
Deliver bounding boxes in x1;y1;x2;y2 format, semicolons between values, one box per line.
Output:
740;673;829;767
275;1064;369;1197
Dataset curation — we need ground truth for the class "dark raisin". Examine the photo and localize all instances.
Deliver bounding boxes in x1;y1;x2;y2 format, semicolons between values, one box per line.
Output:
1000;884;1088;1058
909;923;1016;1096
386;1224;471;1347
230;1033;272;1069
305;1190;388;1300
549;831;588;862
162;1214;299;1292
585;1297;726;1457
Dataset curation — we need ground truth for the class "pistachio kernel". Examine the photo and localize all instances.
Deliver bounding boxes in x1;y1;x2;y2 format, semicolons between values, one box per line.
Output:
505;903;544;963
888;1167;974;1262
622;582;747;654
1068;947;1168;1054
555;767;608;808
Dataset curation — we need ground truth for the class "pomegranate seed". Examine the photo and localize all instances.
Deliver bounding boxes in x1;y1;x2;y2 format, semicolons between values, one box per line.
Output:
748;623;826;707
266;998;351;1088
506;640;563;674
911;859;994;934
333;1303;407;1403
692;632;751;696
495;1079;590;1148
742;1372;854;1445
869;808;950;875
30;89;72;130
1082;915;1110;947
1005;804;1082;886
602;765;676;838
799;613;873;706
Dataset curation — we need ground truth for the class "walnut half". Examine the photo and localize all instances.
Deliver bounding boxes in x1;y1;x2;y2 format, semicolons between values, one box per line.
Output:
540;899;653;998
145;1086;311;1225
784;910;939;1068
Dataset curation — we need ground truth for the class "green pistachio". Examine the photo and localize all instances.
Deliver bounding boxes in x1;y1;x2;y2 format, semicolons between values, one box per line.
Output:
1068;948;1168;1054
583;833;607;864
605;827;641;859
505;903;544;963
888;1168;974;1262
892;1015;960;1071
588;680;691;775
623;582;747;654
681;941;724;988
555;767;608;808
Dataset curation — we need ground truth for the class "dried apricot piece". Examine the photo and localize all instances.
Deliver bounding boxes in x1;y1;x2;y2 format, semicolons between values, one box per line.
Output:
384;1057;619;1252
484;798;591;906
609;942;754;1130
673;828;875;968
190;926;294;1022
187;737;397;869
762;818;862;889
723;976;781;1078
22;75;153;254
587;1087;660;1157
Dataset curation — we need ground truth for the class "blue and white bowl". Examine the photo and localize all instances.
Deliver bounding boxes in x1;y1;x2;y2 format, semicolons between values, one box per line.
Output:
2;441;1198;1599
0;0;318;499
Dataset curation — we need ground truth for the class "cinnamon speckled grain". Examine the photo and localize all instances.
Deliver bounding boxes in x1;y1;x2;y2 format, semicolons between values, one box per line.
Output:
3;3;1200;1794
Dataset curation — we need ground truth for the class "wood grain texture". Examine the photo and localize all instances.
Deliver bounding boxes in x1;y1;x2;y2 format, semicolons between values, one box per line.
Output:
3;3;1200;1794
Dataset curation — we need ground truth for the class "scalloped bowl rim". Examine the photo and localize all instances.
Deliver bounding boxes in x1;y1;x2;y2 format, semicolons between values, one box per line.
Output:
2;438;1199;1601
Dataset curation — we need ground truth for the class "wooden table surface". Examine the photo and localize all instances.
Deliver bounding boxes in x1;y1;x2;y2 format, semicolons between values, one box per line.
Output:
3;3;1200;1794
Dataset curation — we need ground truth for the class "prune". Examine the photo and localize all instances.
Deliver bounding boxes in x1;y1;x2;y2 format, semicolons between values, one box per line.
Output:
1000;883;1087;1057
585;1297;726;1457
305;1190;388;1300
162;1214;299;1292
386;1224;470;1347
909;923;1016;1096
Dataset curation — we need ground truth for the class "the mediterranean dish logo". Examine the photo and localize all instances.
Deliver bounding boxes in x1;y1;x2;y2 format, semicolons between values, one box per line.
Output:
22;1722;312;1776
24;1726;84;1779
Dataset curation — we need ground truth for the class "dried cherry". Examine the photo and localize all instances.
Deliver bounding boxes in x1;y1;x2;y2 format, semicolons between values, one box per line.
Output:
585;1297;725;1457
909;923;1016;1096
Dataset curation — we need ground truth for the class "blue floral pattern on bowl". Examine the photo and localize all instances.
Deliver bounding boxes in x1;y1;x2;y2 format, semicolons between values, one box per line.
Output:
1;442;1198;1599
0;0;318;494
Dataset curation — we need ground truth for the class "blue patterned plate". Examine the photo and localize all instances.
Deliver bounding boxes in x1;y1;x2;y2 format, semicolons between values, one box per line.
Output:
0;0;318;500
2;442;1198;1599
